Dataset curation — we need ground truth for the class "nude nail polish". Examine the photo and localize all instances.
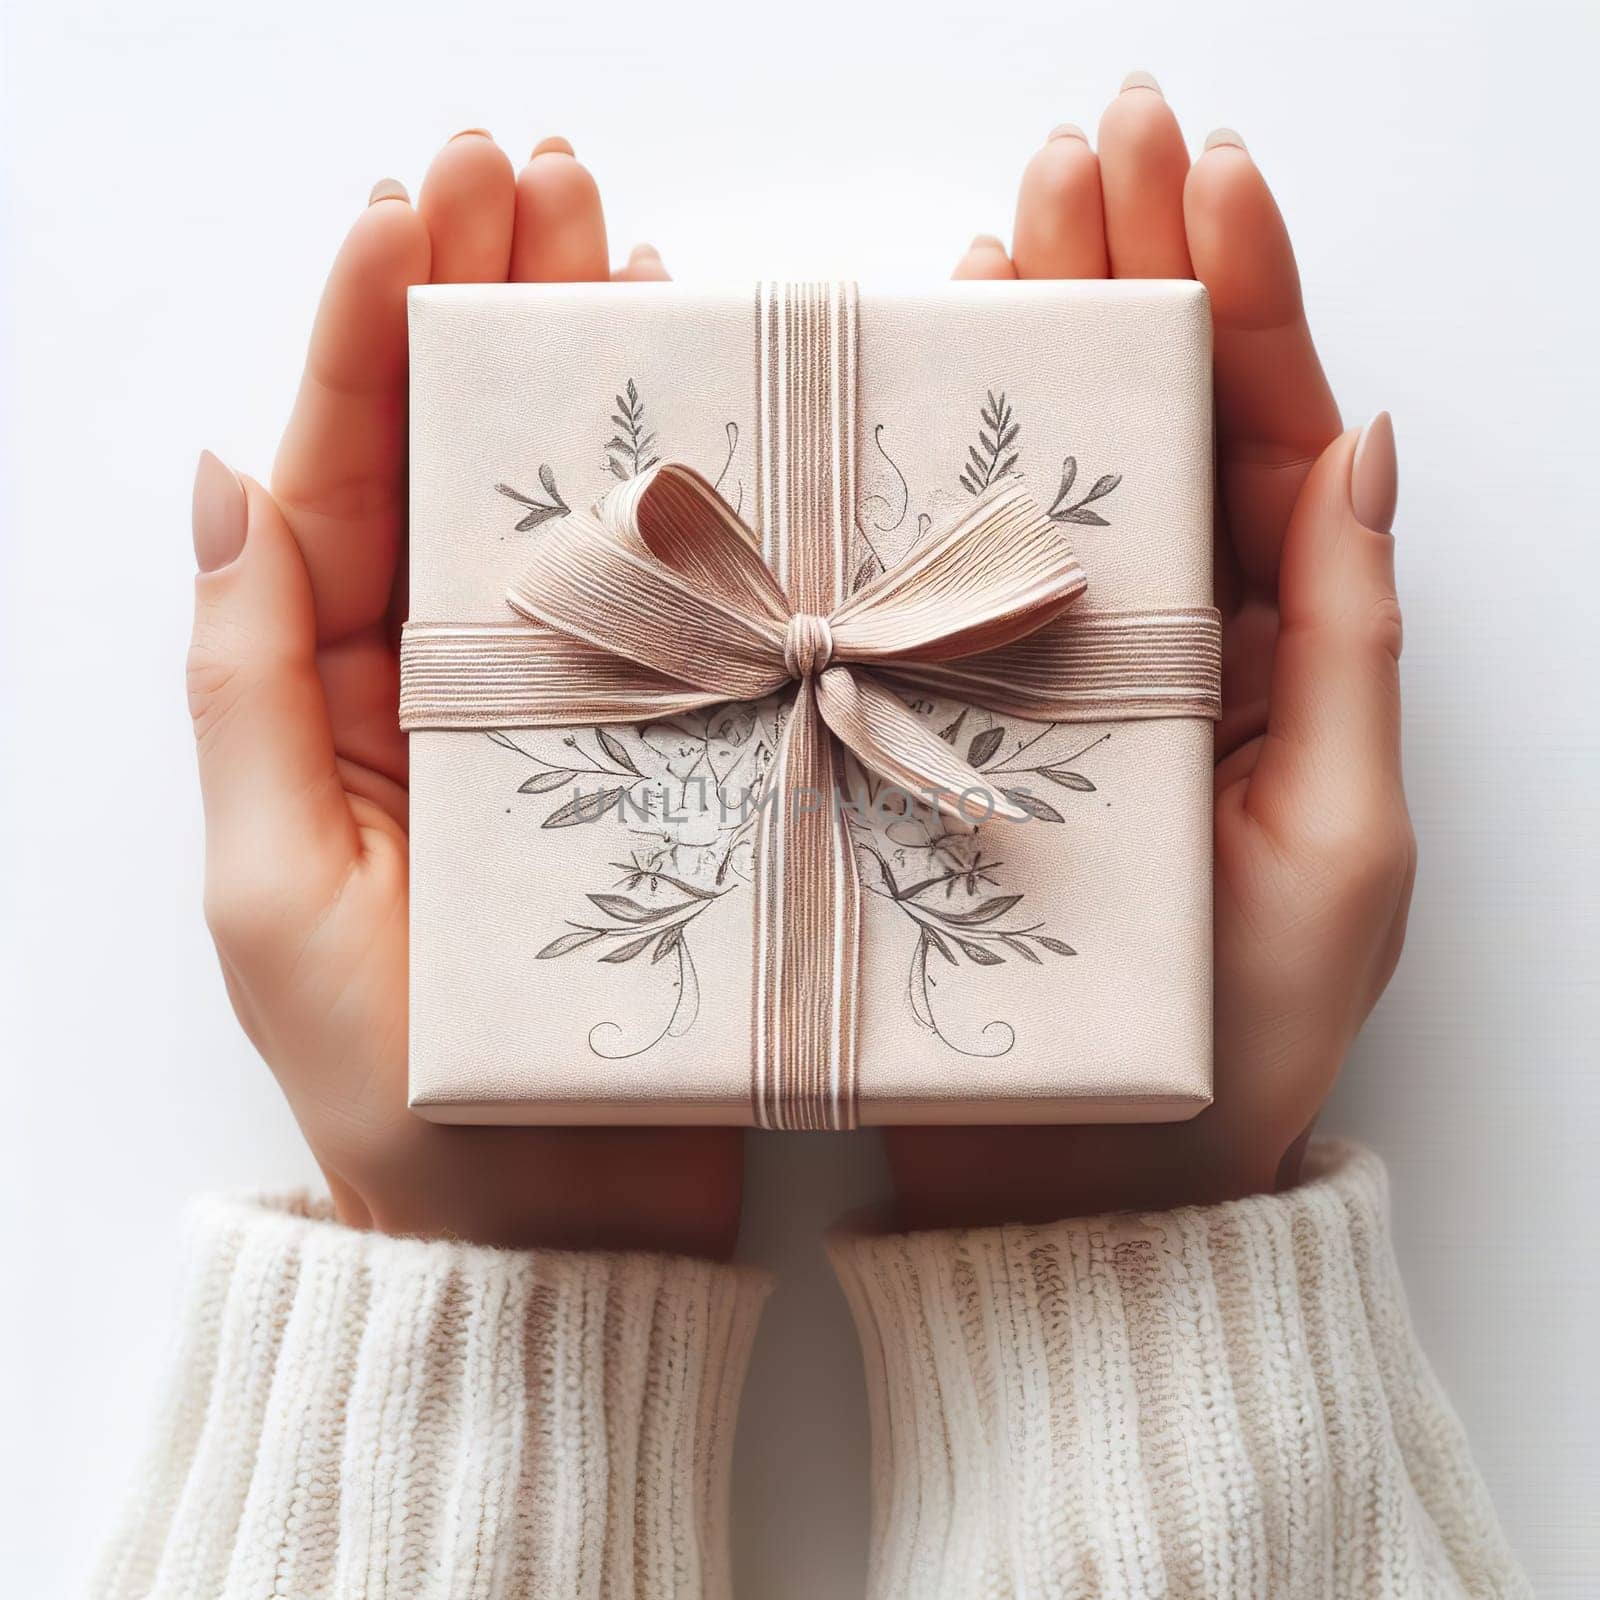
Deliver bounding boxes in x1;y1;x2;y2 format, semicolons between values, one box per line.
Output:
1351;412;1398;534
1048;122;1087;142
970;233;1005;251
368;178;409;205
531;136;574;159
450;127;492;142
1203;128;1247;153
1121;70;1162;95
193;451;246;573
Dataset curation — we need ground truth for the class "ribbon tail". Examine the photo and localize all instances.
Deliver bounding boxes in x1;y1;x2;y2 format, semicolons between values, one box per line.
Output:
814;667;1031;824
750;680;861;1131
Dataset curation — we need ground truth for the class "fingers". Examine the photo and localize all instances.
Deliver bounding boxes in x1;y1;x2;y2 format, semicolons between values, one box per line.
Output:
1011;125;1108;278
1185;134;1342;585
612;242;671;282
271;186;430;642
1096;74;1192;278
952;233;1018;279
417;130;516;284
1247;417;1407;858
188;456;357;939
510;139;609;281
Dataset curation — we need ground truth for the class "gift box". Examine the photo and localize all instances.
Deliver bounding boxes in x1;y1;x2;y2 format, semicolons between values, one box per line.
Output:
403;280;1217;1128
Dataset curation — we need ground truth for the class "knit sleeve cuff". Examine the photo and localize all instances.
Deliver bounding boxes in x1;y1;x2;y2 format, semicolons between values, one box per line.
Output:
93;1194;771;1600
828;1141;1529;1600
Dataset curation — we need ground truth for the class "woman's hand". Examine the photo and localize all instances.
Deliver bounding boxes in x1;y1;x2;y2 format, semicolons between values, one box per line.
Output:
888;78;1415;1225
186;132;740;1256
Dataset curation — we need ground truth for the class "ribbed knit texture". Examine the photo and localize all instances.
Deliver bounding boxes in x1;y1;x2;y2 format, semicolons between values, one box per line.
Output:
91;1194;771;1600
828;1142;1530;1600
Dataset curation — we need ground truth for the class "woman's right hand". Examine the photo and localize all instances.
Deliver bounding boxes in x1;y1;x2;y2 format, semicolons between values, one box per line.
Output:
891;79;1415;1225
186;131;742;1256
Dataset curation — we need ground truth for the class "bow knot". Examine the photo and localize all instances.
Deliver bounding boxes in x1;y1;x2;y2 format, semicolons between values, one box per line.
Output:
783;613;834;679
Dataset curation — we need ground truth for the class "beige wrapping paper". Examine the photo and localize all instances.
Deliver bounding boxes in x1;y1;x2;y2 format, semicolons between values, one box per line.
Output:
407;280;1214;1126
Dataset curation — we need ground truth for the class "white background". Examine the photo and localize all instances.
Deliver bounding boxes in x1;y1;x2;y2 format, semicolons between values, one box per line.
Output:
2;1;1596;1594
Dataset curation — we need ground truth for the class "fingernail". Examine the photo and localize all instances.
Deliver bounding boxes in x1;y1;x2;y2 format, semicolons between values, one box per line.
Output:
193;451;247;573
970;232;1005;251
450;127;492;142
1203;127;1248;153
1121;70;1162;95
531;135;574;158
368;178;409;205
1351;412;1398;534
1048;122;1087;143
629;242;662;261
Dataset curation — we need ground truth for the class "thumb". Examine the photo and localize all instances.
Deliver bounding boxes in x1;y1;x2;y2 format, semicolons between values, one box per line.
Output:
187;452;357;954
1250;415;1408;853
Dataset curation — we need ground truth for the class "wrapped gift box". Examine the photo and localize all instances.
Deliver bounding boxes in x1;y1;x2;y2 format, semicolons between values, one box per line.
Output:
405;280;1216;1128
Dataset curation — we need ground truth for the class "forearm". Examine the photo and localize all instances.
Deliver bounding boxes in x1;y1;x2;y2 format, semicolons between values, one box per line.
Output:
93;1195;769;1600
830;1142;1529;1600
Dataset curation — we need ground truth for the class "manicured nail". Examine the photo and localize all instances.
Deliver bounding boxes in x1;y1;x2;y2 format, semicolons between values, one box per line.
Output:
450;127;492;142
970;232;1005;251
1121;70;1162;95
1203;127;1247;153
193;451;247;573
1351;412;1398;534
531;135;574;158
1048;122;1087;143
629;242;662;261
368;178;409;205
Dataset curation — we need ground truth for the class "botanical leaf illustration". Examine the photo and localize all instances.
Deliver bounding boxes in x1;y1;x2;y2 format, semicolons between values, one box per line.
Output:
857;845;901;900
1046;458;1122;526
1040;767;1096;792
495;474;569;531
519;769;575;794
536;928;608;959
966;726;1004;768
542;786;629;828
923;894;1024;927
1000;788;1065;823
596;727;643;776
586;892;691;925
601;931;659;963
607;379;660;481
959;391;1021;496
955;937;1005;966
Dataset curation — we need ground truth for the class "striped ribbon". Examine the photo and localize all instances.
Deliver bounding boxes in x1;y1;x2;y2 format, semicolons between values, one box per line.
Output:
401;282;1221;1130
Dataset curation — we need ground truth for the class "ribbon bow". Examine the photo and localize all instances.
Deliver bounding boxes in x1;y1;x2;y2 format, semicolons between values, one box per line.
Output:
401;461;1219;1128
508;462;1094;823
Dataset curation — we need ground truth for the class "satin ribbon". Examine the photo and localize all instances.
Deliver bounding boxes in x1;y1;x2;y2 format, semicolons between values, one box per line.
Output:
401;461;1220;1128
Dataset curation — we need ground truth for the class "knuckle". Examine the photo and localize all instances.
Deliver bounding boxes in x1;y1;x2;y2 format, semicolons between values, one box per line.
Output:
1363;593;1405;662
185;626;248;747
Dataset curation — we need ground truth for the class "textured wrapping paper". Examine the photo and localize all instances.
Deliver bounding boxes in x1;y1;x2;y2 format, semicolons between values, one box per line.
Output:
406;280;1214;1127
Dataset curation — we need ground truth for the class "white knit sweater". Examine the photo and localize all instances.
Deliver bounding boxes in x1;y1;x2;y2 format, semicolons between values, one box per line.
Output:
93;1143;1528;1599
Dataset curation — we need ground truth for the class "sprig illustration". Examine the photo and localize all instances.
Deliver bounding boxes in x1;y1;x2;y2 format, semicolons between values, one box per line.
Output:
1046;456;1122;525
959;390;1021;496
607;378;660;481
495;464;569;531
